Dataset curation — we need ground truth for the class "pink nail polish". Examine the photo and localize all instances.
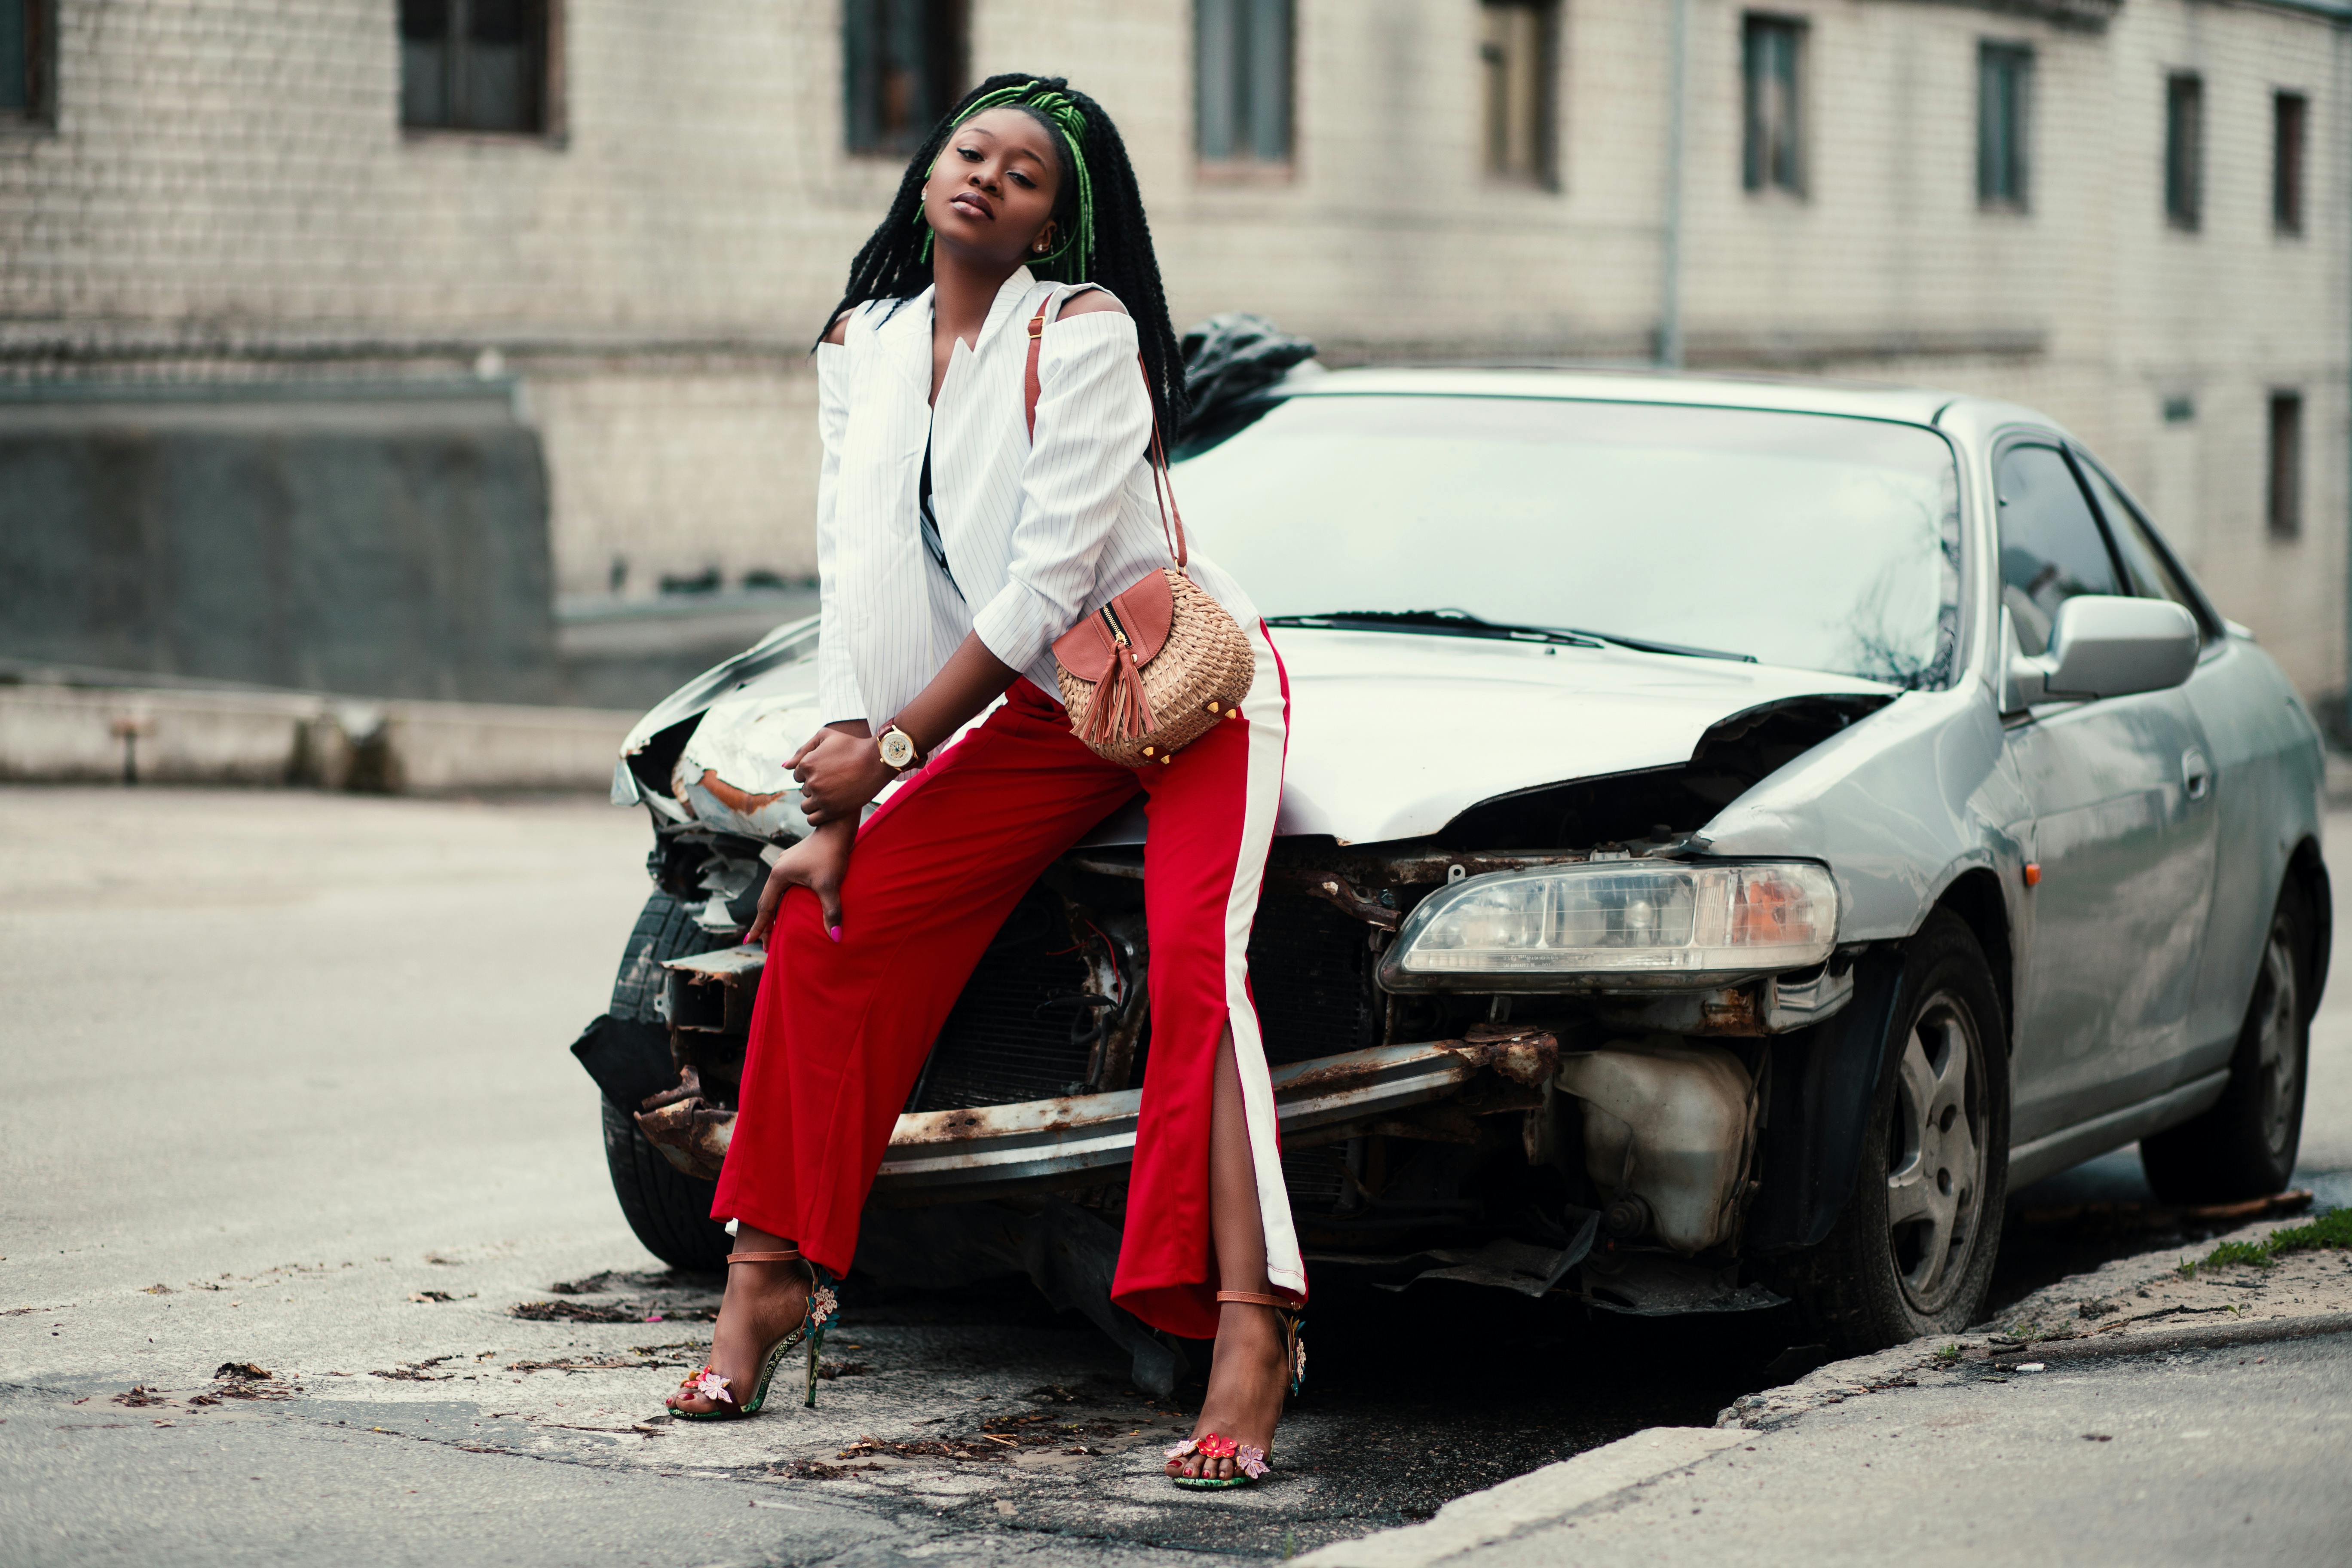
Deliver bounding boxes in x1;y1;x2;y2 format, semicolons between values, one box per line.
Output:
828;925;843;943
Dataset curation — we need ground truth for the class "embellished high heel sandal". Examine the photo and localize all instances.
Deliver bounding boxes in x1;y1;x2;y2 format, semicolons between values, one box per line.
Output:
1167;1289;1304;1490
667;1248;840;1421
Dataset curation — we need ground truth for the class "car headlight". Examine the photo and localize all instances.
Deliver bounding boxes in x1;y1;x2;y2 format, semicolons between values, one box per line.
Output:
1377;860;1838;991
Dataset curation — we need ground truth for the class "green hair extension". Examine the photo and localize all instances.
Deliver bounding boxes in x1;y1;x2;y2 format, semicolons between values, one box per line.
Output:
918;81;1096;279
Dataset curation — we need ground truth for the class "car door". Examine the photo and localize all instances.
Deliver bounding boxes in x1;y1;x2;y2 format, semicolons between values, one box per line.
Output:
1996;437;2220;1144
2073;450;2283;1082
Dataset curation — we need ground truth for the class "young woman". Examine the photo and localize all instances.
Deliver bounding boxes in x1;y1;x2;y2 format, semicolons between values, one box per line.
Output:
662;75;1302;1488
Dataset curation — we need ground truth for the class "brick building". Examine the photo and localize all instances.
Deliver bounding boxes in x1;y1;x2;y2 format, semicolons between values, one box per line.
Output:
3;0;2346;702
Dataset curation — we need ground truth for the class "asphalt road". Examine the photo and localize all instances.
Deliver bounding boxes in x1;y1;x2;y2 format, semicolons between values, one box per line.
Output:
4;786;2348;1565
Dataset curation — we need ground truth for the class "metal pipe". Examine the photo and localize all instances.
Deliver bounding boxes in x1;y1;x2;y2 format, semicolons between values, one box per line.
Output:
1658;0;1691;370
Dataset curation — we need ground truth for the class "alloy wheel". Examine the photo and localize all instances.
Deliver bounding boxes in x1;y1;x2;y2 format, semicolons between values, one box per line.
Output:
1885;991;1986;1316
2252;917;2302;1162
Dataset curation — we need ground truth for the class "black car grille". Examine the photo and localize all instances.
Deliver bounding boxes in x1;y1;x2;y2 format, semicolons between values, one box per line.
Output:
1247;894;1382;1065
907;886;1378;1113
910;890;1099;1112
1279;1142;1351;1215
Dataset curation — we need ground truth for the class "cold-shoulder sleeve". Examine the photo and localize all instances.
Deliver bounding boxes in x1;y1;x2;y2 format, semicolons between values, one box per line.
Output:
967;311;1153;677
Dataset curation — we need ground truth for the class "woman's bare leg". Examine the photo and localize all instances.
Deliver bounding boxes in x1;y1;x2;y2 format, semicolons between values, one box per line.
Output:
663;1222;812;1415
1167;1026;1292;1480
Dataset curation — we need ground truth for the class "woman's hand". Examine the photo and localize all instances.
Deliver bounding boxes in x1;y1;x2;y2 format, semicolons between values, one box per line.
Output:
747;818;855;945
791;727;896;827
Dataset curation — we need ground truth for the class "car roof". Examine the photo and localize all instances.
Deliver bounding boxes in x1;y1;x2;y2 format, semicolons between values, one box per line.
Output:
1280;364;1992;429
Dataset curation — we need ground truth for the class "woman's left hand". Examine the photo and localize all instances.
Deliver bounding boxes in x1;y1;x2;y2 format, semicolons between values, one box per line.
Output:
792;727;895;827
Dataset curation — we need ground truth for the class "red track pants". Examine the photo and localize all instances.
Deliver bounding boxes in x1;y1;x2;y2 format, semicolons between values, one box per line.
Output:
711;625;1302;1340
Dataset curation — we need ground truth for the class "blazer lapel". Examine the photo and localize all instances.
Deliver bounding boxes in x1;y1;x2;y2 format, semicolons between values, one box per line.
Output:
831;292;939;722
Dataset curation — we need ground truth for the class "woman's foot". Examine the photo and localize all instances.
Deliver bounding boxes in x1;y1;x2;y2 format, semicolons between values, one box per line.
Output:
663;1253;812;1416
1167;1299;1290;1482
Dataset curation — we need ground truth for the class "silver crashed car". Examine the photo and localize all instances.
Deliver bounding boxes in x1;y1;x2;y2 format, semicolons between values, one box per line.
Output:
578;367;2328;1361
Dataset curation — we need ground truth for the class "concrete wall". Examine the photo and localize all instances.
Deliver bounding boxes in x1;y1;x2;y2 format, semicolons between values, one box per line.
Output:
1;0;2345;698
0;388;557;701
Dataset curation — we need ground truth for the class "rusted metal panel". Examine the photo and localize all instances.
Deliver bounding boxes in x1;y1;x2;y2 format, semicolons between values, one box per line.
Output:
628;1036;1501;1203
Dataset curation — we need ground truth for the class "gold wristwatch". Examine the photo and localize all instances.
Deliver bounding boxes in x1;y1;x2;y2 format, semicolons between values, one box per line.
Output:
876;723;923;773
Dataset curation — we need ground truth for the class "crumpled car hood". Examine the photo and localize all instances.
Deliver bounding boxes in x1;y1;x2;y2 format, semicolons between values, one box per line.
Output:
1256;629;1895;844
625;623;1895;846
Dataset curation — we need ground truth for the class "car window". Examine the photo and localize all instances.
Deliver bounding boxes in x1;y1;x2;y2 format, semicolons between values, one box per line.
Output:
1996;442;2123;656
2073;455;2215;640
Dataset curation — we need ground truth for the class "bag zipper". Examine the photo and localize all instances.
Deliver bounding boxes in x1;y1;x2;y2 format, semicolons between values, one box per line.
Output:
1100;602;1132;649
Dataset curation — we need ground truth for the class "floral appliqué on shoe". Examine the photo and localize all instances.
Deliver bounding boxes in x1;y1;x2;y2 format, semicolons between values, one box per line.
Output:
1234;1443;1269;1480
1163;1432;1231;1464
809;1282;840;1330
679;1367;733;1406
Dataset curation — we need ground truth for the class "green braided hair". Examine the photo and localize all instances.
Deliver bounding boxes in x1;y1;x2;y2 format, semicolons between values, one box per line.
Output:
817;72;1188;441
920;82;1096;279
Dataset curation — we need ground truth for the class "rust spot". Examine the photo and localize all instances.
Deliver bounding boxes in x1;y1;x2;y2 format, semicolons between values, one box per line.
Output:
1458;1024;1561;1086
635;1097;734;1181
1694;990;1764;1035
696;769;788;815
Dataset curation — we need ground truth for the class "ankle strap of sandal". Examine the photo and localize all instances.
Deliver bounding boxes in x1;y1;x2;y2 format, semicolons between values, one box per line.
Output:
728;1250;803;1265
1215;1290;1293;1309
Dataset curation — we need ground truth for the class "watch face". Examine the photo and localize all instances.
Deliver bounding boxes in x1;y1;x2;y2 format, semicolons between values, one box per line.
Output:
879;729;917;769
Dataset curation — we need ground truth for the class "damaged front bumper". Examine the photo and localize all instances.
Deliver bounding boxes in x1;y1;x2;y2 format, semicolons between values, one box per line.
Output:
637;940;1559;1195
638;1021;1552;1202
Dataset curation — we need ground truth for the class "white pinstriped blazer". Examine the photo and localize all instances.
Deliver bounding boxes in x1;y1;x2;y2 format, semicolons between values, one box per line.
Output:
812;267;1259;727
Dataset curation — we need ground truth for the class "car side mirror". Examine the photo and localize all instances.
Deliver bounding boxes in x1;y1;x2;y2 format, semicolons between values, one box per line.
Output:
2006;595;2199;710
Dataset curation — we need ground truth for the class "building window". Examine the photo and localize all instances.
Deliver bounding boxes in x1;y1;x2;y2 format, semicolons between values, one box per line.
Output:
843;0;967;158
1480;0;1558;187
1978;43;2032;210
2268;392;2303;541
2165;72;2202;231
2275;92;2307;236
0;0;50;123
1197;0;1293;168
400;0;552;135
1742;14;1804;196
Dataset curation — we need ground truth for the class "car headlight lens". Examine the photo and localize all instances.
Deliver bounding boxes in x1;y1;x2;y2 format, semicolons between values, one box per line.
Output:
1379;860;1838;989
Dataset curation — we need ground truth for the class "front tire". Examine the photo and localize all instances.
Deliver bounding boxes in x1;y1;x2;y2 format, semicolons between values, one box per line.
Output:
2140;880;2312;1204
601;890;733;1274
1783;910;2010;1352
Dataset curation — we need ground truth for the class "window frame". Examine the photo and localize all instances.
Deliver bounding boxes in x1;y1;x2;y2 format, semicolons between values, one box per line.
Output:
2068;443;2225;647
398;0;565;144
0;0;55;130
1478;0;1561;191
2274;91;2308;237
1976;40;2033;212
1741;12;1807;199
2267;391;2304;542
2164;70;2203;233
1991;432;2157;662
841;0;969;160
1195;0;1297;180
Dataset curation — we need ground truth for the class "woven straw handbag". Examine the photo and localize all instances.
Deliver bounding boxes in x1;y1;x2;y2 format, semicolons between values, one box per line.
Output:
1025;290;1255;769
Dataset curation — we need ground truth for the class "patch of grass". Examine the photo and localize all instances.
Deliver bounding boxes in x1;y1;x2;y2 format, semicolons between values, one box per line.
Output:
1933;1344;1963;1365
2189;1207;2352;1273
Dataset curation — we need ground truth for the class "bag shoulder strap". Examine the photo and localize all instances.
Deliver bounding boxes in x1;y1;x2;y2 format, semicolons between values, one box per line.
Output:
1021;284;1188;570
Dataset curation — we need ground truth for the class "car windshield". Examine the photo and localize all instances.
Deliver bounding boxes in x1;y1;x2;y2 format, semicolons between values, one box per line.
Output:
1172;394;1963;688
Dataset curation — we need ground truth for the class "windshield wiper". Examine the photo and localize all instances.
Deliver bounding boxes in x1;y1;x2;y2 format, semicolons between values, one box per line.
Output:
1268;609;1756;663
1265;609;1602;648
1551;627;1757;664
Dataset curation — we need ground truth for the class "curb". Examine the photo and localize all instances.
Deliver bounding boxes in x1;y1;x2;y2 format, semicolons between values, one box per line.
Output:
0;681;634;793
1984;1308;2352;1366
